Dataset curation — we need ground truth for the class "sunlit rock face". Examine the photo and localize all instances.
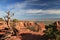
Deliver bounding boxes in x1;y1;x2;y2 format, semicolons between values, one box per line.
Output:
15;21;36;29
14;21;46;34
14;22;26;31
0;21;7;29
23;21;36;28
56;21;60;31
5;36;21;40
0;21;46;35
37;22;46;32
18;22;25;28
28;21;36;27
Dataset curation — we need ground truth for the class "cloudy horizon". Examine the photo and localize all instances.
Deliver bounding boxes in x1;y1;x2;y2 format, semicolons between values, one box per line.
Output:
0;0;60;21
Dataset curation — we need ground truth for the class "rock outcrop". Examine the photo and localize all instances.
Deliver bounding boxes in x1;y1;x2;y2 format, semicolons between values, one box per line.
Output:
0;21;46;40
56;21;60;31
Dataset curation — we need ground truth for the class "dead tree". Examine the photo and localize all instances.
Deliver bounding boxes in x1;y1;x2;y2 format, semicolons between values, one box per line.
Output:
1;11;20;40
4;11;14;29
0;11;14;40
4;11;19;35
3;11;14;36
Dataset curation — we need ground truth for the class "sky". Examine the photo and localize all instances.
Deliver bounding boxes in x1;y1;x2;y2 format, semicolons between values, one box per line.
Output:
0;0;60;21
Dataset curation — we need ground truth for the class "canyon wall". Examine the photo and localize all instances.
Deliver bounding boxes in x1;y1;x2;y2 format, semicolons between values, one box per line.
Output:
0;21;46;35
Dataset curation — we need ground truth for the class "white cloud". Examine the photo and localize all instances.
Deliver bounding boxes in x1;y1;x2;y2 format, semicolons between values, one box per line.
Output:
4;1;60;15
24;9;43;13
23;9;60;14
0;1;28;18
45;10;60;14
6;2;27;10
29;3;48;6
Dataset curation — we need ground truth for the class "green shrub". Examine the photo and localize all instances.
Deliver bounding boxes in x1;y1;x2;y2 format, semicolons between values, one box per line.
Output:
27;26;37;32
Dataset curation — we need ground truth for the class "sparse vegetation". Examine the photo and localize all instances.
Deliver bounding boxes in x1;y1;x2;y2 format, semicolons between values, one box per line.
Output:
13;19;19;22
0;18;4;21
45;22;60;40
27;26;37;32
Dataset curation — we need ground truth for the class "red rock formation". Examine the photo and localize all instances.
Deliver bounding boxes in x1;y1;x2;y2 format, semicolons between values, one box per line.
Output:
0;21;46;35
14;21;46;35
14;22;26;31
0;21;7;30
56;21;60;31
28;21;35;27
37;22;46;32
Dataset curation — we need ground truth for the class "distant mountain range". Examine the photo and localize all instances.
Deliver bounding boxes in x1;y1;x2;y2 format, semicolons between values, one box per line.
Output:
19;18;60;25
39;18;60;21
20;18;60;21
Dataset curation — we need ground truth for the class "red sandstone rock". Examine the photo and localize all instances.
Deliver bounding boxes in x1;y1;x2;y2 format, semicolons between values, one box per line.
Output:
0;21;46;35
0;21;7;30
56;21;60;31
